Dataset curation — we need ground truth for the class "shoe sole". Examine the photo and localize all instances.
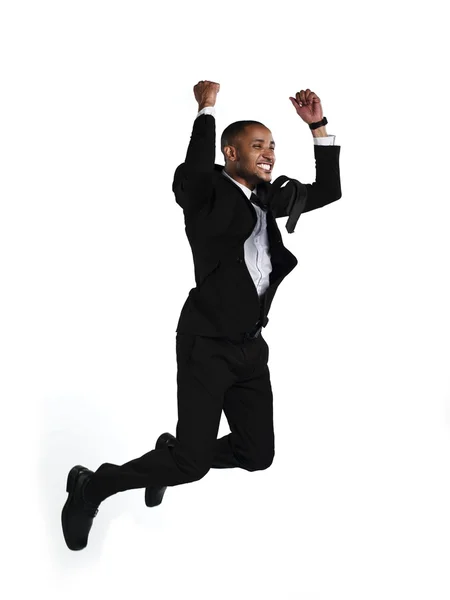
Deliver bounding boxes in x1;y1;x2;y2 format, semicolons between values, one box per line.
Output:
61;465;91;551
66;465;82;493
144;434;175;507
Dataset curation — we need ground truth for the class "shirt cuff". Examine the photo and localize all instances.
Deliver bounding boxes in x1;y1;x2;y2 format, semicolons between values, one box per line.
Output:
313;135;336;145
196;106;216;118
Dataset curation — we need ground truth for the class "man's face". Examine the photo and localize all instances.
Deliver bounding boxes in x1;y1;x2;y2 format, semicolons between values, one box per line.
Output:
226;125;276;188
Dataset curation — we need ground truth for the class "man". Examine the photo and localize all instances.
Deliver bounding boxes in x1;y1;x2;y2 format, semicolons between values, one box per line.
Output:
61;80;342;551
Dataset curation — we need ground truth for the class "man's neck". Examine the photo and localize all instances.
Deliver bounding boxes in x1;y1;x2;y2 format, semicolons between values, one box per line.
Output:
223;167;255;192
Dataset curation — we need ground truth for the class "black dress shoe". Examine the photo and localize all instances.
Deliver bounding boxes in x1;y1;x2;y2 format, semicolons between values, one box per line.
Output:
61;465;101;551
144;432;176;507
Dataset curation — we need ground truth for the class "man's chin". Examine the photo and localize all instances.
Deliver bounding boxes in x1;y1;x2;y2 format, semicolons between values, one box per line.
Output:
256;170;272;182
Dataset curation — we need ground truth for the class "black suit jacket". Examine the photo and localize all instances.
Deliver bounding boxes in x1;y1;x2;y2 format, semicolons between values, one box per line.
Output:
173;113;342;337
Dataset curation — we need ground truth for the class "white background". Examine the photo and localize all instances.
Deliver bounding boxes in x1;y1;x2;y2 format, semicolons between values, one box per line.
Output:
1;1;449;598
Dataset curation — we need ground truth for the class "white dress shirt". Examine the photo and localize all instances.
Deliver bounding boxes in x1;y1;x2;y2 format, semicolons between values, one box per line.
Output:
195;106;336;297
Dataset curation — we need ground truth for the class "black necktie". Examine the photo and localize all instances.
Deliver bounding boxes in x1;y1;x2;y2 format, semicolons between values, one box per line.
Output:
250;191;267;211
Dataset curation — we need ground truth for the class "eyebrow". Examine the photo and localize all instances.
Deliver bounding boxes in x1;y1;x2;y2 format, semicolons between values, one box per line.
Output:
252;138;275;146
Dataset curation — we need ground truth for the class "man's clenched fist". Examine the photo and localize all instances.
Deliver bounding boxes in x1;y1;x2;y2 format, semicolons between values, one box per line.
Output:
194;80;220;109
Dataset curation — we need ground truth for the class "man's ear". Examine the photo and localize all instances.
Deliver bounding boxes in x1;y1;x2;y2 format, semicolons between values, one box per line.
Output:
223;145;237;163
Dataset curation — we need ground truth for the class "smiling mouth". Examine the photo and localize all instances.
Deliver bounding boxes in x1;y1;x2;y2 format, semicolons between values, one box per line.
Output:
257;164;272;173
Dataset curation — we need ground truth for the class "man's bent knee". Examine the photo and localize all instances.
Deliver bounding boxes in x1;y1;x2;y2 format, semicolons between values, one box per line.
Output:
243;454;274;472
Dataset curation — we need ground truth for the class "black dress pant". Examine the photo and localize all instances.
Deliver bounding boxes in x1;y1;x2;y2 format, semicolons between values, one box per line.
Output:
87;330;273;503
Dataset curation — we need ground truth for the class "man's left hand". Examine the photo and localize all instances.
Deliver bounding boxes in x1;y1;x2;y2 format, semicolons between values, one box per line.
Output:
289;89;323;124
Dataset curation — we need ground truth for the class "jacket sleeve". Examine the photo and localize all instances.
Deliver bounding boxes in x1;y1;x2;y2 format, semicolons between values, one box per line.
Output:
302;144;342;212
172;114;216;214
271;144;342;219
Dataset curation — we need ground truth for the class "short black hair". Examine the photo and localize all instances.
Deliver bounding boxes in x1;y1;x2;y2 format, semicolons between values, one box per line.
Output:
220;120;267;161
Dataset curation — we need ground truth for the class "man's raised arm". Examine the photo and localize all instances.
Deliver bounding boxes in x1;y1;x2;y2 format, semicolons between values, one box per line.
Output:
270;88;342;227
172;80;220;213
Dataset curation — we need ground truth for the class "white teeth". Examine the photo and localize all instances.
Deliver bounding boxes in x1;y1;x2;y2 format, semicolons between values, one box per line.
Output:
258;164;271;171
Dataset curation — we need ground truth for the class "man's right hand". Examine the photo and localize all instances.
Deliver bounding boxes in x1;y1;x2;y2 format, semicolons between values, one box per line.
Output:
194;80;220;110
